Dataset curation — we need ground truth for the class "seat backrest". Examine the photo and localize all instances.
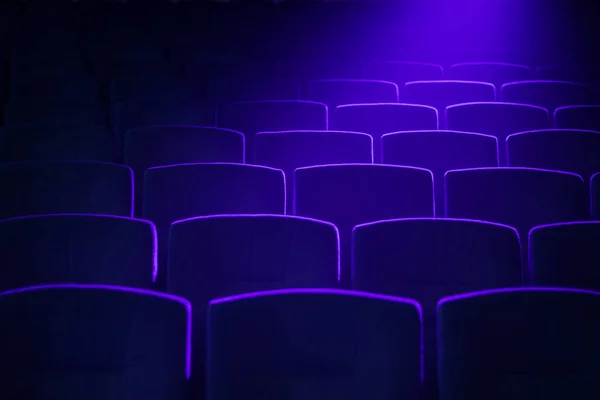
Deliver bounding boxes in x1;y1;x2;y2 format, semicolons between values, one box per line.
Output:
0;161;133;219
143;163;285;229
446;102;551;165
0;214;157;292
529;222;600;291
0;284;190;400
507;129;600;181
554;105;600;132
444;168;588;256
437;288;600;400
169;214;340;299
382;130;499;216
208;289;422;400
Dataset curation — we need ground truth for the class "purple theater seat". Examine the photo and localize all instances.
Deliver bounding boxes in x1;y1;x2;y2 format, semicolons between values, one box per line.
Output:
353;217;522;309
361;61;444;101
447;62;532;89
113;95;216;160
529;222;600;291
0;214;157;292
444;167;588;272
507;129;600;181
438;288;600;400
0;123;114;162
294;164;434;286
143;163;285;286
592;172;600;219
445;102;550;165
554;105;600;132
0;161;133;220
501;80;596;113
207;78;301;104
169;215;340;397
304;79;399;111
382;130;499;217
254;130;373;208
207;289;422;400
125;126;245;216
404;80;496;128
353;218;522;397
333;103;439;162
218;100;328;156
0;284;191;399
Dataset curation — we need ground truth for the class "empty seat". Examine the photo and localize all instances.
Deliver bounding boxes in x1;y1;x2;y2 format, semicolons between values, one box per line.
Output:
404;81;496;128
593;173;600;219
445;168;588;270
143;163;285;285
0;161;133;220
207;78;300;104
501;81;596;113
554;105;600;131
113;96;215;159
438;288;600;400
382;131;498;216
529;222;600;291
218;100;328;155
0;123;114;162
304;79;399;110
170;215;340;396
362;61;444;100
353;218;522;308
333;104;438;162
446;102;550;165
507;129;600;181
208;289;422;400
448;62;532;89
254;130;373;206
125;126;245;216
295;164;434;285
0;214;157;292
0;284;190;399
353;218;522;397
